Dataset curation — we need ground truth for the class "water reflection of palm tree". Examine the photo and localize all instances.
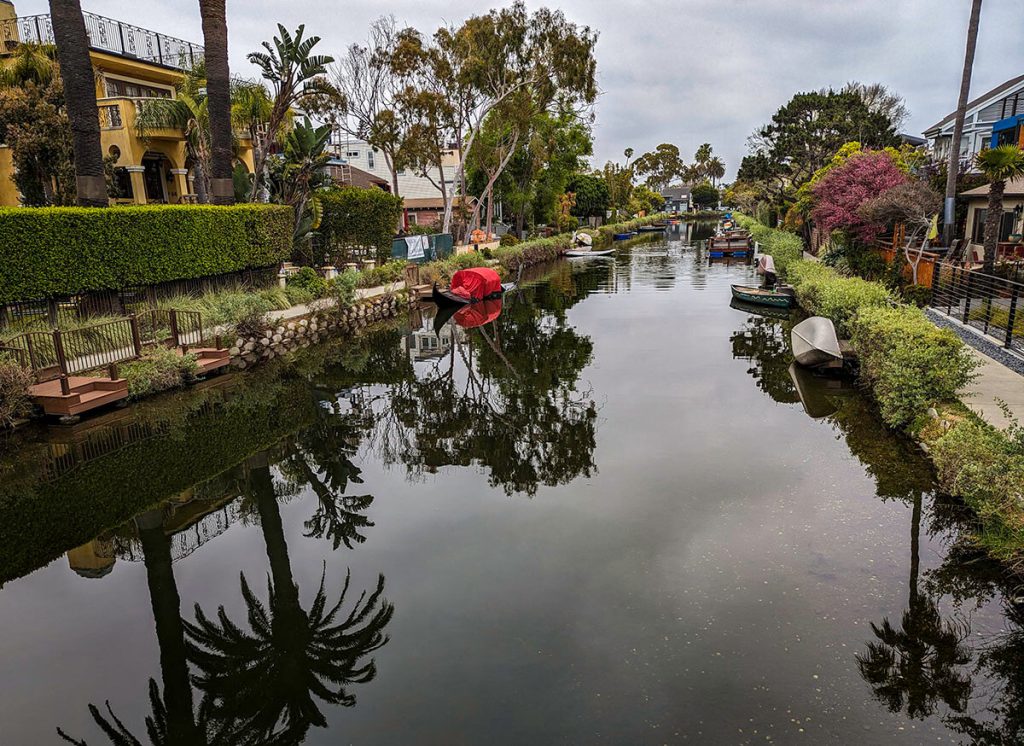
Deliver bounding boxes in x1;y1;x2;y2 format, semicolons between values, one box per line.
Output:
184;455;394;744
856;494;972;719
57;510;217;745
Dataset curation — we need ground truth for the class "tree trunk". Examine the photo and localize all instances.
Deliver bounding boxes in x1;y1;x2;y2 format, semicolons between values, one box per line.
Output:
199;0;234;205
983;180;1004;274
248;455;302;613
942;0;983;245
192;159;210;205
49;0;107;207
136;511;201;745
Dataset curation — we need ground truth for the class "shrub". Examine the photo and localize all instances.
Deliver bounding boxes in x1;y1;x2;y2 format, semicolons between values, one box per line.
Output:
283;284;315;306
787;263;894;335
356;260;406;289
849;305;977;428
0;204;293;304
0;355;34;427
499;233;520;247
287;267;327;299
329;270;360;311
318;187;403;264
739;218;803;274
122;347;199;399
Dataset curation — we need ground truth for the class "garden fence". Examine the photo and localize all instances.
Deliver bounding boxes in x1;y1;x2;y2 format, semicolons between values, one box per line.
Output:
930;262;1024;353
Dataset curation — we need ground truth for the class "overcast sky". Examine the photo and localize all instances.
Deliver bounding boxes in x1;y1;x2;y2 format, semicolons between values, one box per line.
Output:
16;0;1024;178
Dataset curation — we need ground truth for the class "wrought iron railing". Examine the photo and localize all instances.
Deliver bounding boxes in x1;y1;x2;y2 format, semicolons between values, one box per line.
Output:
0;12;202;70
931;262;1024;352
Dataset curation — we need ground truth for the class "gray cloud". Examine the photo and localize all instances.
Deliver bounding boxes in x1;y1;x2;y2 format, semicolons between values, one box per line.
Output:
20;0;1023;178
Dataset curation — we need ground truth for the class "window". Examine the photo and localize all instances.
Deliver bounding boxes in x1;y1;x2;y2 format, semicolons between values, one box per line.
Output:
972;208;1017;243
110;168;133;199
346;150;360;158
367;151;374;169
106;79;172;98
397;169;406;176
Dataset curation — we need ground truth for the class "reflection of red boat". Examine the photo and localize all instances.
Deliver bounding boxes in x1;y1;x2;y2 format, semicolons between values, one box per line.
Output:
431;267;515;308
454;298;503;328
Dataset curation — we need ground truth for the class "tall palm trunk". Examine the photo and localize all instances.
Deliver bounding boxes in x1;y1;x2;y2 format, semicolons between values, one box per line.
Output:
983;179;1004;274
48;0;107;207
942;0;983;245
199;0;234;205
136;510;202;745
248;456;302;613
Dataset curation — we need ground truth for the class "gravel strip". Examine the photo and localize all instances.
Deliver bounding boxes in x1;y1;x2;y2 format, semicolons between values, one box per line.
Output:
925;308;1024;377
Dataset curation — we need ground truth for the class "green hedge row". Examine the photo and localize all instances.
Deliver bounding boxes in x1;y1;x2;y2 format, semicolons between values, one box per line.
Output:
318;187;404;263
0;204;293;304
736;214;803;274
786;262;893;336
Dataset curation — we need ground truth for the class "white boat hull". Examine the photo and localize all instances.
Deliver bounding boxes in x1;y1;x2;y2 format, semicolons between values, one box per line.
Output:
565;248;614;257
791;316;843;368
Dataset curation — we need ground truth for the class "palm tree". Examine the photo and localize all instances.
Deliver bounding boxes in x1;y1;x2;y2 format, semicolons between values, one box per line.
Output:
184;455;394;744
246;24;336;201
134;69;213;203
942;0;983;245
198;0;234;205
0;42;58;87
856;494;972;719
974;145;1024;273
47;0;107;206
57;510;227;745
706;156;725;186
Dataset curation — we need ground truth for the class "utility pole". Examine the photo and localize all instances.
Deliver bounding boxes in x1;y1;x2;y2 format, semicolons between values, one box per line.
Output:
942;0;983;247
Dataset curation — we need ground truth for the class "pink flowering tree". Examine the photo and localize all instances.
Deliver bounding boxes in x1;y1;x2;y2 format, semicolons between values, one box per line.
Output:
811;151;907;243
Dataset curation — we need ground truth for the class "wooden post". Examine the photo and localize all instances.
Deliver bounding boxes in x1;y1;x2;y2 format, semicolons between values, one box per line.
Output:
108;363;119;380
963;272;974;323
53;329;71;395
169;309;180;348
129;314;143;357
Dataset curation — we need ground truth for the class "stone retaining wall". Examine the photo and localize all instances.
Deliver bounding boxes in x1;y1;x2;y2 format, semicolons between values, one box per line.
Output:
228;294;403;370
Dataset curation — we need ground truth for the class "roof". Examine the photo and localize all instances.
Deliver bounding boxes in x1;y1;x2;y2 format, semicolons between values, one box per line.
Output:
898;133;927;147
325;162;390;191
961;177;1024;199
925;74;1024;134
661;185;693;199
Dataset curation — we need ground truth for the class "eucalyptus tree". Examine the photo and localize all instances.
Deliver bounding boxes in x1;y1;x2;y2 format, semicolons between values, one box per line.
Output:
432;2;598;235
47;0;107;206
633;143;686;192
330;16;415;199
246;24;337;201
198;0;234;204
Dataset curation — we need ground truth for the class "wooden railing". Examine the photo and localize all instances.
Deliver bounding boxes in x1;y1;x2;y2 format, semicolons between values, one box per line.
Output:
872;240;941;288
4;309;219;393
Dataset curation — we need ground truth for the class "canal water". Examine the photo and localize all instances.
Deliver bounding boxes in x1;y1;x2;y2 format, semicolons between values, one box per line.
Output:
1;226;1022;744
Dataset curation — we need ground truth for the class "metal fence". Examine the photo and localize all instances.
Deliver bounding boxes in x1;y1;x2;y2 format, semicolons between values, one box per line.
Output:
0;13;202;70
930;262;1024;352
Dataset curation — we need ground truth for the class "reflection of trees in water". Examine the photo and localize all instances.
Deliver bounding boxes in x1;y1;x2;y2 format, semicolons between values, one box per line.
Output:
729;316;799;405
57;455;394;746
369;282;599;496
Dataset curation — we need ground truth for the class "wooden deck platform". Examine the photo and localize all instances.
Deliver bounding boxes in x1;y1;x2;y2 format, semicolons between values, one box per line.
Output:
30;376;129;417
185;347;230;375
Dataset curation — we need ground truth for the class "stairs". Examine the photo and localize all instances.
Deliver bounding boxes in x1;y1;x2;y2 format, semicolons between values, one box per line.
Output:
185;347;230;375
30;376;129;418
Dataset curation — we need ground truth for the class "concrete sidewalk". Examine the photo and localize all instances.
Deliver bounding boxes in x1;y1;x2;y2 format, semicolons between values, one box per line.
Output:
962;348;1024;430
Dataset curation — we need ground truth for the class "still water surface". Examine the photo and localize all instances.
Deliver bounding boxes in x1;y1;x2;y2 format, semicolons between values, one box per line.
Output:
1;227;1022;744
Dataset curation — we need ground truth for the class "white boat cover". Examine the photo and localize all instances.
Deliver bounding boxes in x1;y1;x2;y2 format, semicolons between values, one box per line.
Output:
572;231;593;247
757;254;776;275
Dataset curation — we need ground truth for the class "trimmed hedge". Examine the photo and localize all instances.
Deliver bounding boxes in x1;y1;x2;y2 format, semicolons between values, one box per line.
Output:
318;187;404;263
787;262;893;336
0;204;293;304
736;214;803;274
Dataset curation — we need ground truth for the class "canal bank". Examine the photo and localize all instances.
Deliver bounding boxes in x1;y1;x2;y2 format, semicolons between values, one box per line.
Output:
743;214;1024;568
1;233;1021;743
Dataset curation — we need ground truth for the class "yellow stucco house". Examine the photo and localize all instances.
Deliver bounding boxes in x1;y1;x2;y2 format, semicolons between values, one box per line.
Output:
0;0;254;206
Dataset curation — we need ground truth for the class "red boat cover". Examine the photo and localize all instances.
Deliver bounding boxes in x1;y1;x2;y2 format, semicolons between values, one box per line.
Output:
454;298;503;328
450;267;502;300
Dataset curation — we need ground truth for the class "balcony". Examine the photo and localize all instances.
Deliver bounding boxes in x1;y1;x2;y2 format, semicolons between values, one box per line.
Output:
0;12;203;71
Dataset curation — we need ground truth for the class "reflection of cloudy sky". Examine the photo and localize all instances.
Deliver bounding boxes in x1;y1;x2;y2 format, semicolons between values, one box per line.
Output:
24;0;1023;177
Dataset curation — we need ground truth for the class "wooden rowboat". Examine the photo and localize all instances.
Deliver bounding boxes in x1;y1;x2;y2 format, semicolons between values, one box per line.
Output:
432;283;515;308
791;316;843;368
730;284;795;308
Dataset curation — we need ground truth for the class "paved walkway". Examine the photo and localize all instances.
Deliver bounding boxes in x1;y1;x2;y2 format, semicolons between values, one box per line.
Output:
271;282;405;323
962;348;1024;430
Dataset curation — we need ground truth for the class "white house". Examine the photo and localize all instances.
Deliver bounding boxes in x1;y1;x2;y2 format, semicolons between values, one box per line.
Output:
328;132;461;226
923;74;1024;167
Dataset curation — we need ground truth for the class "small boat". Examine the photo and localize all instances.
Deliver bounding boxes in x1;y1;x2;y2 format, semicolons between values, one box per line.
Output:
730;284;795;308
788;363;853;419
636;225;665;233
431;267;515;308
565;248;615;257
613;232;635;240
729;297;792;320
791;316;843;368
